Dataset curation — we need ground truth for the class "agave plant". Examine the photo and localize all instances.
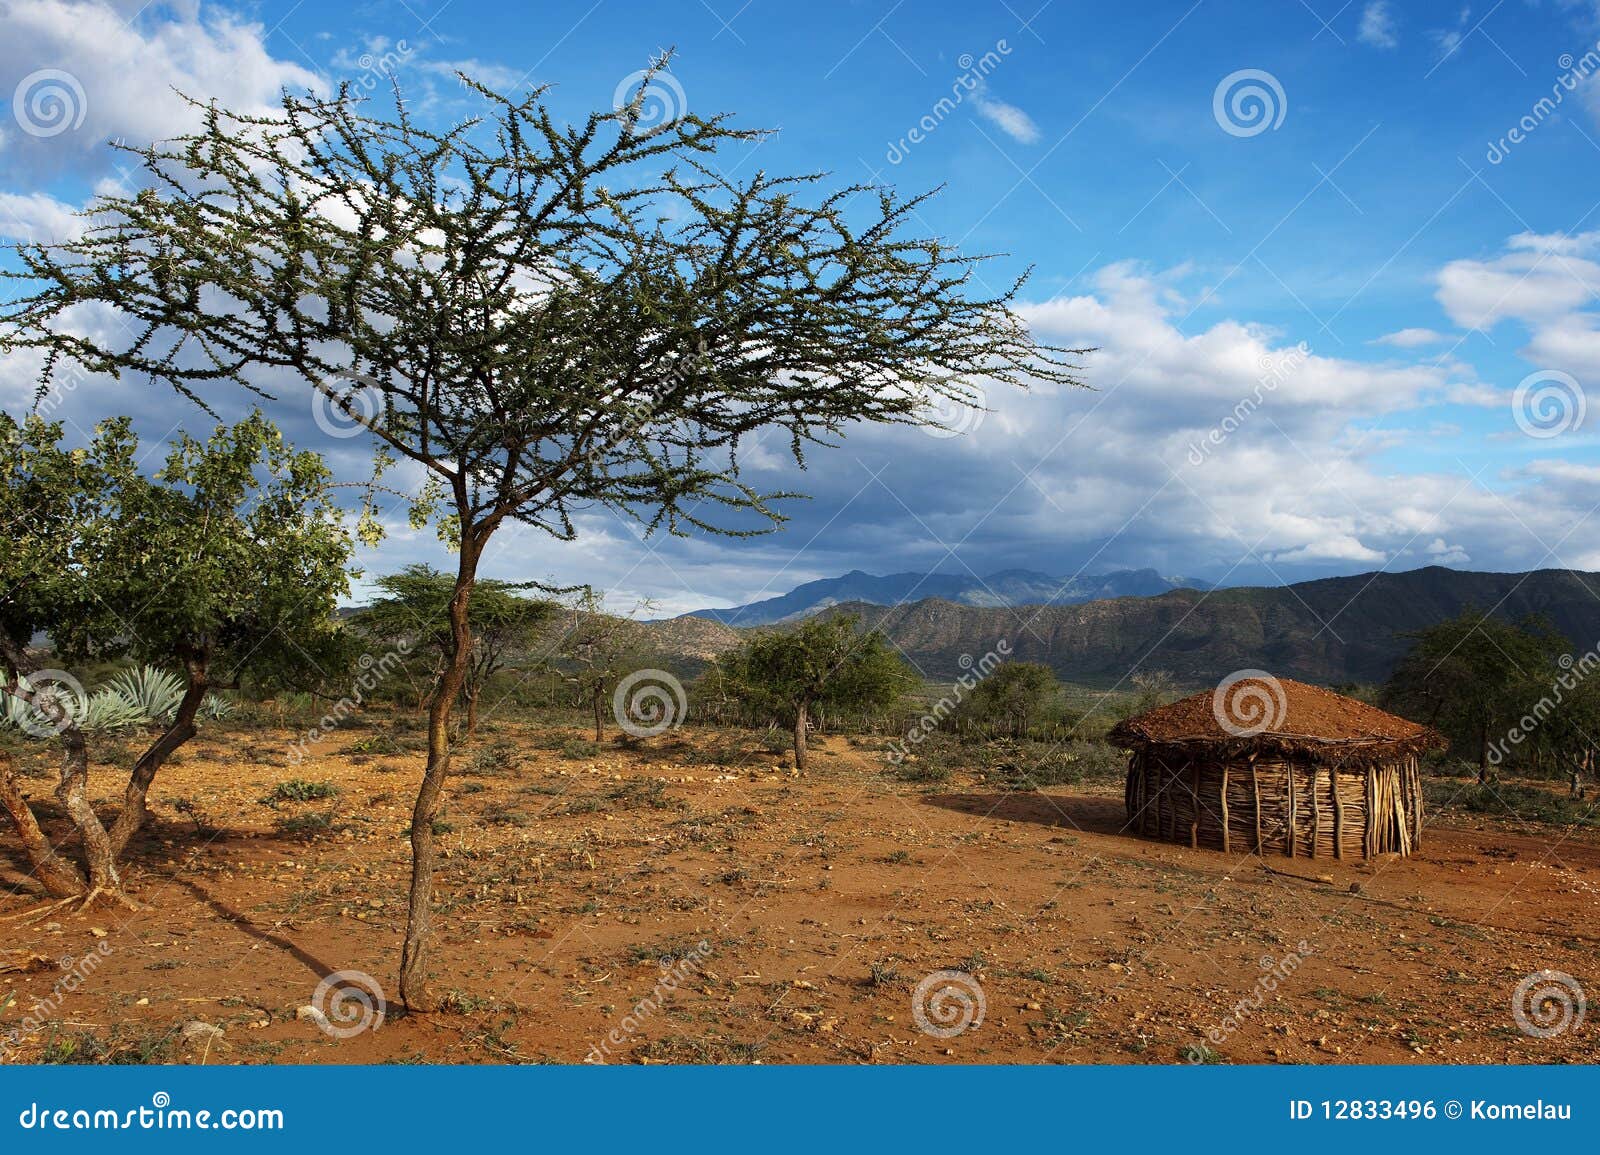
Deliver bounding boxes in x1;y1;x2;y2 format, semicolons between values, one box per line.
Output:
104;665;186;725
1;674;86;737
201;693;234;721
78;690;150;734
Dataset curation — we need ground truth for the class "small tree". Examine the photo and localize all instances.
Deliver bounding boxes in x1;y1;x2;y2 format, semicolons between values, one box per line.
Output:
961;661;1059;739
559;591;651;742
0;64;1086;1006
727;614;911;771
1381;610;1565;783
0;412;349;903
356;565;557;737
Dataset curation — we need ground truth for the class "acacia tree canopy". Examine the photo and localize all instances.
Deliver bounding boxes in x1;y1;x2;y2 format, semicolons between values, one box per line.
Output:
726;613;912;770
0;61;1087;1008
1381;610;1568;781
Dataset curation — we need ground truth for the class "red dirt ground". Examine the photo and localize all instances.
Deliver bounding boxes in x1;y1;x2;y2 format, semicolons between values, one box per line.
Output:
2;723;1597;1065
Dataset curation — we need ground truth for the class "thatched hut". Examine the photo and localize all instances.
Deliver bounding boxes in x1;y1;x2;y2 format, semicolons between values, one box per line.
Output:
1108;675;1445;859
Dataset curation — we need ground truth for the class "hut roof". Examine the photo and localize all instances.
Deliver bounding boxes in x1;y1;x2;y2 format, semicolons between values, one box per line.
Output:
1108;676;1444;756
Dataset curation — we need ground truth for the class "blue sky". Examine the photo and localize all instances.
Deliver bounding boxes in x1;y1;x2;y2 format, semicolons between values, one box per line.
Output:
4;0;1600;614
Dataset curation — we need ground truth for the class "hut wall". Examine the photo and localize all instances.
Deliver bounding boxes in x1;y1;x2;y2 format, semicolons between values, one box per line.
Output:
1124;748;1422;858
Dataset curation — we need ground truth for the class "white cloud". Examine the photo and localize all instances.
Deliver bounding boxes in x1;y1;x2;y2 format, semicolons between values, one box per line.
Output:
1437;242;1600;330
412;57;528;93
1372;327;1446;347
1359;1;1399;48
0;0;321;181
0;189;84;241
974;94;1040;144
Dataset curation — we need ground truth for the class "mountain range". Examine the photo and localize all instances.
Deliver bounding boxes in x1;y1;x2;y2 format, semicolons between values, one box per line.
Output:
678;567;1209;626
640;566;1600;688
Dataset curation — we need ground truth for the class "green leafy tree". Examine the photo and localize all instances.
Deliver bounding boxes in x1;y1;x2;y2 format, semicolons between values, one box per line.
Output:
0;412;350;902
0;64;1086;1007
960;661;1059;739
726;614;911;771
1380;610;1565;782
356;565;557;737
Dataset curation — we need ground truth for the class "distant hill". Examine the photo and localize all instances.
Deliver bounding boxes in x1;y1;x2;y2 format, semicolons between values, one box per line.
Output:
835;566;1600;687
679;567;1209;626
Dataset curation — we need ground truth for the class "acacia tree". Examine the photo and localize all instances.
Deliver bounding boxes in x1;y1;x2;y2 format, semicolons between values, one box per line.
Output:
960;661;1059;739
356;565;556;736
726;614;911;770
0;412;349;903
559;590;651;742
0;64;1086;1008
1381;611;1565;783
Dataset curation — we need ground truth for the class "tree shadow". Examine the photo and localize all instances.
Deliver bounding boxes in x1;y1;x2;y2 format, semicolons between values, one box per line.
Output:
921;791;1133;838
170;874;346;982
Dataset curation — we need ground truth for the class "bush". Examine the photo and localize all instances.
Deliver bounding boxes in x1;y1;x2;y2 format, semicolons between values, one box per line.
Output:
261;779;340;805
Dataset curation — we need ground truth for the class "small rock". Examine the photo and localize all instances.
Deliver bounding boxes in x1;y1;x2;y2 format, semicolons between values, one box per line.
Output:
296;1004;329;1027
181;1021;227;1050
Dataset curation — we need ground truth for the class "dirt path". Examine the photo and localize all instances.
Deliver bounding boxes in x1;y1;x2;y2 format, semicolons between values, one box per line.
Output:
2;724;1597;1065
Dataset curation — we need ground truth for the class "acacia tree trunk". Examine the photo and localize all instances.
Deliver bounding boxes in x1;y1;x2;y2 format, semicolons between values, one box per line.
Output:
793;700;809;773
0;749;87;897
399;524;485;1012
55;725;120;896
108;656;207;859
593;685;604;742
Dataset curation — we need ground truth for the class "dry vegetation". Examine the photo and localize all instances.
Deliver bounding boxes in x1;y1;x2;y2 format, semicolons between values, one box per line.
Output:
2;716;1598;1065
